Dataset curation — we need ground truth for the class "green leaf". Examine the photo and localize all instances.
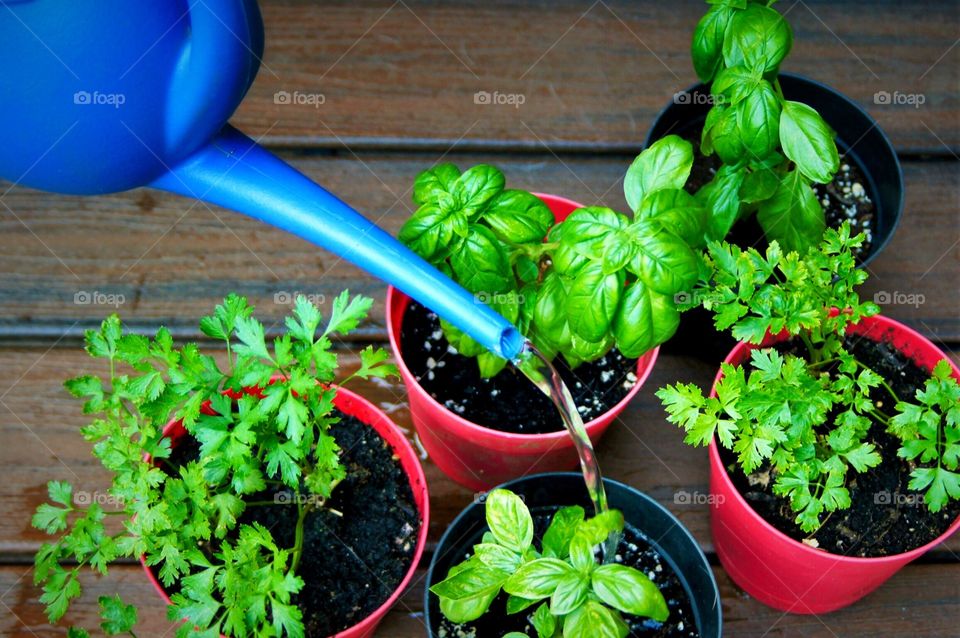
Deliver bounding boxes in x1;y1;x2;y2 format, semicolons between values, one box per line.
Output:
568;535;595;573
910;466;960;513
558;207;627;258
324;290;373;337
455;165;506;216
399;203;466;260
233;315;270;360
779;101;839;184
722;4;792;73
701;166;746;240
575;510;625;545
484;190;554;243
99;595;137;635
636;188;708;248
474;543;523;572
613;282;680;358
737;79;781;158
625;136;694;212
531;602;557;638
551;571;589;615
565;263;623;342
542;505;585;558
485;489;534;553
592;564;669;621
563;601;627;638
431;564;508;601
627;221;700;296
503;558;575;599
450;225;513;294
757;169;826;253
707;104;747;164
740;166;779;204
692;6;736;82
413;163;462;205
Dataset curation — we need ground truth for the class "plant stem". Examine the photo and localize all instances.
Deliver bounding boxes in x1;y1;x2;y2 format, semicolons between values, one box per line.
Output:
799;332;820;364
291;496;308;572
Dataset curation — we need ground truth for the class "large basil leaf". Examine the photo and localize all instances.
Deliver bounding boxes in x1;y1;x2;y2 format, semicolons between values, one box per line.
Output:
531;603;556;638
739;166;780;204
592;564;669;621
477;351;508;378
534;272;572;342
722;4;792;73
398;204;466;260
551;242;590;275
485;489;534;553
440;318;485;357
484;190;554;243
473;543;523;573
503;558;575;599
711;64;758;105
637;188;708;248
565;263;623;342
627;221;699;295
691;5;736;82
757;168;825;253
455;164;505;217
779;100;839;184
624;136;694;213
449;225;513;293
566;334;613;367
737;78;781;158
613;282;681;358
558;207;627;259
700;165;746;240
550;571;589;615
413;163;462;206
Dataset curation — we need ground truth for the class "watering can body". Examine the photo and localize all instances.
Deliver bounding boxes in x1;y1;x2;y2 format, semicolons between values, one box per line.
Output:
0;0;522;359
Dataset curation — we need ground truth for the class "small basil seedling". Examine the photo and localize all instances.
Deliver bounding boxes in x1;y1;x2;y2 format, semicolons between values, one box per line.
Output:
430;489;669;637
400;136;706;378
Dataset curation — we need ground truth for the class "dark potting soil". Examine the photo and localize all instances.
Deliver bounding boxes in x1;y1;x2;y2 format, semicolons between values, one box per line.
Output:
159;411;420;637
719;335;960;557
399;300;640;434
436;510;699;638
680;125;875;261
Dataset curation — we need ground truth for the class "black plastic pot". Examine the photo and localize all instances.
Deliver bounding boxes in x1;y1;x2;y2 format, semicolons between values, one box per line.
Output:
648;72;904;361
425;473;722;638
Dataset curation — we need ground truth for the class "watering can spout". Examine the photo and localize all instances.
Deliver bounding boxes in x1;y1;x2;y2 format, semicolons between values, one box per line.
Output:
151;126;524;360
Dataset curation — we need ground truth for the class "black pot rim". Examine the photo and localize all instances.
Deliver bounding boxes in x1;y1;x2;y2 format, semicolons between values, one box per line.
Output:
645;71;904;269
424;471;722;637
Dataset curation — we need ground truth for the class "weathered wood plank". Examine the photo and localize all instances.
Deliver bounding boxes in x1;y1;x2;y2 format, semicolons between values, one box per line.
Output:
2;347;958;557
3;562;959;637
2;156;957;341
226;0;960;153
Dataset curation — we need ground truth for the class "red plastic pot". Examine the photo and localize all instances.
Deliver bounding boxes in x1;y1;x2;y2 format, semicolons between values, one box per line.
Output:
140;385;430;638
386;193;659;491
708;314;960;614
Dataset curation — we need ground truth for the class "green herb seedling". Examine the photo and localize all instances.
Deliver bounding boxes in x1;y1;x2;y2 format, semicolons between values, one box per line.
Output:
689;0;839;252
33;292;397;637
430;489;668;637
657;224;960;533
400;135;705;378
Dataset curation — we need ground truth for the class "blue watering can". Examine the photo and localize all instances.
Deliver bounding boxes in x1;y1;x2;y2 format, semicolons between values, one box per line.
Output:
0;0;523;360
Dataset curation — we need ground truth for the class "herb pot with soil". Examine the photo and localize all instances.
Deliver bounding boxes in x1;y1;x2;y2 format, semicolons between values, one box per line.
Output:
32;292;428;638
425;473;722;638
658;227;960;613
390;144;713;489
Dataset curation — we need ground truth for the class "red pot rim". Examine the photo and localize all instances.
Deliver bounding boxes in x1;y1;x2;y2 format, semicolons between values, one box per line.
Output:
385;191;659;444
140;384;430;637
708;313;960;564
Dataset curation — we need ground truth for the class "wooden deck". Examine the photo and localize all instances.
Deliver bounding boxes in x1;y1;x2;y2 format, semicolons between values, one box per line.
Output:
2;1;958;636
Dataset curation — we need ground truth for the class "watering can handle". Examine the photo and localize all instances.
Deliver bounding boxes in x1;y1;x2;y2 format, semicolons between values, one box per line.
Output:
150;125;524;360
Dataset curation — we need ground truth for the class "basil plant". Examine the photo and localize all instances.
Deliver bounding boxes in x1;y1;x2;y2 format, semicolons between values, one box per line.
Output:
399;136;705;378
691;0;840;252
431;489;668;637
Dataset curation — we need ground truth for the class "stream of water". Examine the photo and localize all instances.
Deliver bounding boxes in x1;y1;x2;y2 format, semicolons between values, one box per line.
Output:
516;340;618;560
